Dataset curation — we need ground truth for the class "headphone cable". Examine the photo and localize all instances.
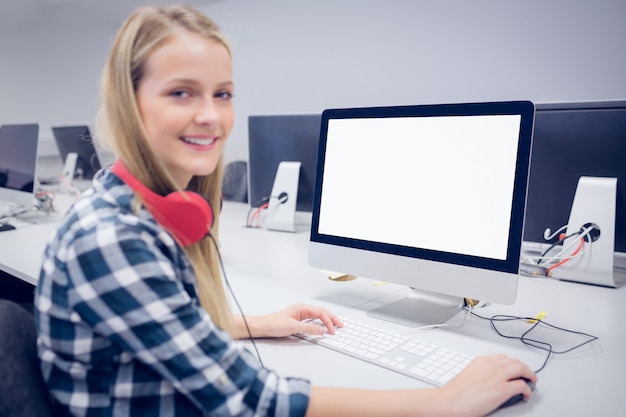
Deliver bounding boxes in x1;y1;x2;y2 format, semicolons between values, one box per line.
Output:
208;234;265;368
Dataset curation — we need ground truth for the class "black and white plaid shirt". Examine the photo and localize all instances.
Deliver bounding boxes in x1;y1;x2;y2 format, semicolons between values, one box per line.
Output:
35;167;310;416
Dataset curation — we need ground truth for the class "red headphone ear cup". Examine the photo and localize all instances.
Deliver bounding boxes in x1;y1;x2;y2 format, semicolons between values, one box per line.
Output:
111;160;214;247
154;192;214;247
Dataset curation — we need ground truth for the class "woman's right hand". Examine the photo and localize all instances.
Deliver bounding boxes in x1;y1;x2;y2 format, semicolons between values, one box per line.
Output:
437;354;538;417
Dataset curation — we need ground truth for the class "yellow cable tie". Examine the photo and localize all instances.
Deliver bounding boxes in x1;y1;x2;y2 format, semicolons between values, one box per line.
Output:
465;298;479;307
527;311;546;324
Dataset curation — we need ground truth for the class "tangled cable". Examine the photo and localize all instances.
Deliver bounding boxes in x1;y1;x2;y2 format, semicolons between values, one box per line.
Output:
521;223;599;277
467;307;599;373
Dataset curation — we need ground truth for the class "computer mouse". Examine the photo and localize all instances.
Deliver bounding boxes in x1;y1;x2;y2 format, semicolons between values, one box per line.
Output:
498;378;536;409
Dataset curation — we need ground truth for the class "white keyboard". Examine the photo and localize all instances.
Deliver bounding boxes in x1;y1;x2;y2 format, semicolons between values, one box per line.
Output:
295;317;473;386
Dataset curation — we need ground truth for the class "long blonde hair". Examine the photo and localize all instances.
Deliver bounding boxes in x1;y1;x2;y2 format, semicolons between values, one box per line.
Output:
96;5;234;334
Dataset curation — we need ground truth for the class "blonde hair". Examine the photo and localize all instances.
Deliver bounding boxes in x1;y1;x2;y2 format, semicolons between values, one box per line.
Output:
96;5;234;334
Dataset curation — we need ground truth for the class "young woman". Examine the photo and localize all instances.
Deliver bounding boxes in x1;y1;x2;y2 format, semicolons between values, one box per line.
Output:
35;5;536;416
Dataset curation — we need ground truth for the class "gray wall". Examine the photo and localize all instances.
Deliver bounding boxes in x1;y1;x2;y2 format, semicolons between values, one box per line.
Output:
0;5;121;157
1;0;625;162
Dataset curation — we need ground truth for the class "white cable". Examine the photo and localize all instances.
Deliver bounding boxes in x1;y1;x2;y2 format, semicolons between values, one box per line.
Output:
533;225;596;266
544;225;568;240
523;239;592;265
0;205;37;221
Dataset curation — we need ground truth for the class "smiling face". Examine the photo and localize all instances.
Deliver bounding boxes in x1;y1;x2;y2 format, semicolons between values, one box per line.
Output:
136;31;234;189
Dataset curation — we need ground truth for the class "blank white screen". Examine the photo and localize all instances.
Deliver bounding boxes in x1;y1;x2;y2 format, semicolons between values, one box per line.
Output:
318;114;521;260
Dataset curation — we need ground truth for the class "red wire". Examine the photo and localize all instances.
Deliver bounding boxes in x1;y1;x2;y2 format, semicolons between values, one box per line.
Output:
249;202;269;227
546;237;585;276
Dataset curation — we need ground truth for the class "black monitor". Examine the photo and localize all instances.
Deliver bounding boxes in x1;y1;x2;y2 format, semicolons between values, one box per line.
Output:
523;101;626;255
247;114;321;211
52;125;102;179
0;123;39;206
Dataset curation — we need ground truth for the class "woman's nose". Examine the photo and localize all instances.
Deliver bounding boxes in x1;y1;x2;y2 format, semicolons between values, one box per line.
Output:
195;99;220;125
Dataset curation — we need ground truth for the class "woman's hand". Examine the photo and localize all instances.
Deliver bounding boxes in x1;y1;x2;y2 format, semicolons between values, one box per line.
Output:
234;302;343;339
435;354;538;417
306;355;537;417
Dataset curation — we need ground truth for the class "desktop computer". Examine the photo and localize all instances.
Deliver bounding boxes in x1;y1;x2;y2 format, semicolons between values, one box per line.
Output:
248;114;321;231
308;101;535;327
522;100;626;287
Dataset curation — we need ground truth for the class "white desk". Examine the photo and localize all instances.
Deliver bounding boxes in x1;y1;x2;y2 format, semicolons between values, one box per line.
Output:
1;200;624;416
0;191;81;285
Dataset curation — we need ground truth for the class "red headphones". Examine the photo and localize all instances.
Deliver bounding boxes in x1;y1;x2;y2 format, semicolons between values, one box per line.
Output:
112;159;214;247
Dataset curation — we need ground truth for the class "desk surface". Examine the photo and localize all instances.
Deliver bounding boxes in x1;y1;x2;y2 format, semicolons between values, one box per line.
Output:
1;198;624;416
0;191;81;285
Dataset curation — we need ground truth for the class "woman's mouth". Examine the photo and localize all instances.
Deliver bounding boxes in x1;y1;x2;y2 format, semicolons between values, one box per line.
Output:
181;136;217;146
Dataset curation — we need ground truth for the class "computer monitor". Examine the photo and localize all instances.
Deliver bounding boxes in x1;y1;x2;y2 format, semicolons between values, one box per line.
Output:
52;125;102;179
309;101;535;327
248;114;321;211
523;101;626;256
0;123;39;207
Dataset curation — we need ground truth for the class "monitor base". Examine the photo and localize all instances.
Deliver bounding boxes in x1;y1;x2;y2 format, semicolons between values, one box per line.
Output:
367;289;464;327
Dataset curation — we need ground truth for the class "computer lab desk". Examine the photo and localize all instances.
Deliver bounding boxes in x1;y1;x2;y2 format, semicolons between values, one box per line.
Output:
1;198;624;416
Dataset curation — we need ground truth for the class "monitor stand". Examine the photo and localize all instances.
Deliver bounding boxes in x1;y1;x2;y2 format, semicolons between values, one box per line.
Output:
265;161;300;232
60;152;78;192
367;288;464;327
551;176;625;287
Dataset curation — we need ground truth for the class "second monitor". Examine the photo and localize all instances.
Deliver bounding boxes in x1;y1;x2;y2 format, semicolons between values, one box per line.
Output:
248;114;321;230
0;123;39;207
52;125;102;180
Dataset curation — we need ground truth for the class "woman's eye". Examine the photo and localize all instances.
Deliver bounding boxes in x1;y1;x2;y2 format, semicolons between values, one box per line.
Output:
215;91;233;100
171;90;191;99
